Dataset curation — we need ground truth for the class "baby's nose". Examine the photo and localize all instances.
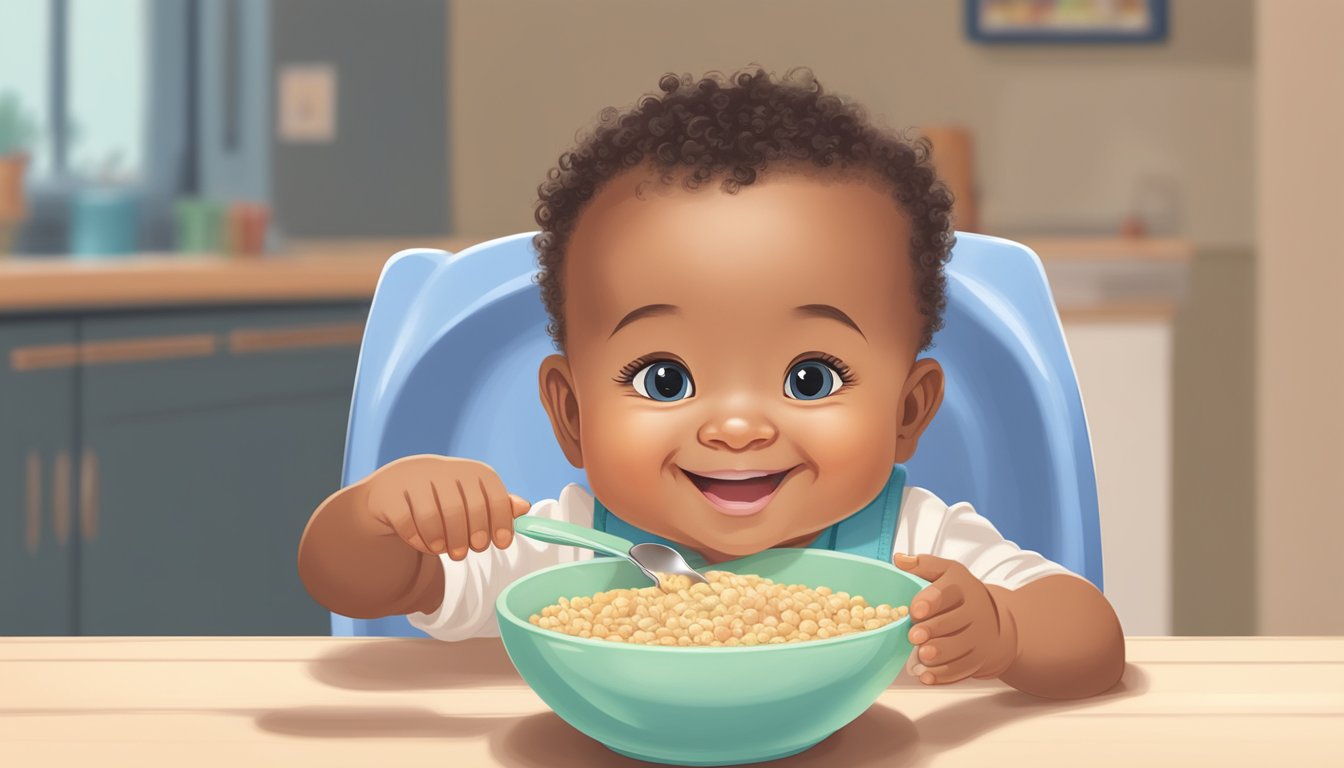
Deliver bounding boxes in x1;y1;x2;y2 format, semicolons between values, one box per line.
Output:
697;414;779;452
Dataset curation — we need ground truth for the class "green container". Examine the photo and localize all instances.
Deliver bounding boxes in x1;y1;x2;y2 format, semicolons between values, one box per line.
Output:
173;198;223;253
496;548;927;766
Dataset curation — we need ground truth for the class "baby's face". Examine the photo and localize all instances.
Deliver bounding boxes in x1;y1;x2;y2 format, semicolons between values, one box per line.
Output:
540;169;942;562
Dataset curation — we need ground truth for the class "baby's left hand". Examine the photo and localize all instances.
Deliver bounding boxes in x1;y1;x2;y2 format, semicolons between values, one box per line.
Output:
893;553;1019;686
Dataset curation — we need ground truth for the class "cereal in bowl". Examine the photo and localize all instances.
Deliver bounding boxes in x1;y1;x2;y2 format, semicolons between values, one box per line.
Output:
528;571;909;647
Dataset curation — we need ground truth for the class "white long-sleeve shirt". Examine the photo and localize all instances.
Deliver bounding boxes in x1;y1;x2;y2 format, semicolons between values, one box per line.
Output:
408;484;1078;641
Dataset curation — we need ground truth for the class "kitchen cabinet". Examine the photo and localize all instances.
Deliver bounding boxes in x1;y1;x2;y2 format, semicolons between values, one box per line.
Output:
1;303;367;635
0;321;79;635
1062;318;1173;637
1032;240;1190;637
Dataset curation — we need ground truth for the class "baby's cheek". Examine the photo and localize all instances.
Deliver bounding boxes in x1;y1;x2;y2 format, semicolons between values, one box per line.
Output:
580;405;681;487
795;413;898;513
802;410;895;474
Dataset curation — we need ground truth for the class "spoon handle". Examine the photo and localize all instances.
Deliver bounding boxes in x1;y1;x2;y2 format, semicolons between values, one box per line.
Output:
514;516;634;560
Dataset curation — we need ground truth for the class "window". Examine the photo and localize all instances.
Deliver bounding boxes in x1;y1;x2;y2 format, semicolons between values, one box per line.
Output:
0;0;51;174
0;0;186;252
67;0;150;181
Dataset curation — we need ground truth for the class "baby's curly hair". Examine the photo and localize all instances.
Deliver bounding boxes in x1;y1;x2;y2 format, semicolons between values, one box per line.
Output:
533;66;956;351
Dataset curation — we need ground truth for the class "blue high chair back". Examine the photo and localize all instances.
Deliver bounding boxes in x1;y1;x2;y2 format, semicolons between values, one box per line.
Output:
331;232;1101;637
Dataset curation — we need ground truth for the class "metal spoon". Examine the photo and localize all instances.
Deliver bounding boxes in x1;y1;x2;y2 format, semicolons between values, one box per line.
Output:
513;516;709;590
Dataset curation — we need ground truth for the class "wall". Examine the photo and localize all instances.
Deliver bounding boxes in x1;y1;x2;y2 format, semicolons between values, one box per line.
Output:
1255;0;1344;635
447;0;1252;248
1171;246;1257;634
270;0;449;237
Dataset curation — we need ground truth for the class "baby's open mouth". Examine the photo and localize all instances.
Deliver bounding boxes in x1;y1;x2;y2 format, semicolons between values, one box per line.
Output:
680;467;795;517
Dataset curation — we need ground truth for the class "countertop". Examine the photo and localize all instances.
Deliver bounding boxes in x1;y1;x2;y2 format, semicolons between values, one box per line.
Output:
2;636;1339;766
0;237;1192;318
0;238;480;313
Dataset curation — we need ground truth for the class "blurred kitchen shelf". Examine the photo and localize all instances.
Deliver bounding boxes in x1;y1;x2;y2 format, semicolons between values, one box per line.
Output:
0;235;1193;317
1011;236;1194;322
1015;235;1194;263
0;237;486;314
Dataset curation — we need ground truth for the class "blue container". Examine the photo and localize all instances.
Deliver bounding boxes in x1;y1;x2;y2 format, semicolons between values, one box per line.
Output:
71;187;138;257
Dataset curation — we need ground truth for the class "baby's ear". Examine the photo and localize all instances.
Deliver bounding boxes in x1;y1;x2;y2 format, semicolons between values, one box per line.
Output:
538;354;584;468
893;358;945;464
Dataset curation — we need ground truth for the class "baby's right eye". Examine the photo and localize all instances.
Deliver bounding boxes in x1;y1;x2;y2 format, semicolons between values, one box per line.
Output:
630;361;695;402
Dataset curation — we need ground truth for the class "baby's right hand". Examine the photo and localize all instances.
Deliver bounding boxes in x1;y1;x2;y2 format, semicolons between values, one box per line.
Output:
363;455;531;560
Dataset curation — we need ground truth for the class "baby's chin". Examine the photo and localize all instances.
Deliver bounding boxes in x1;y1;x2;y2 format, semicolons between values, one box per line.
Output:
625;502;833;561
698;538;775;560
636;521;777;563
677;523;828;562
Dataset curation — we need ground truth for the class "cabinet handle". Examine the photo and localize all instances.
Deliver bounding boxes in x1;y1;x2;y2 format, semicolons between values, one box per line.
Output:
24;451;41;555
80;449;99;542
80;334;217;366
13;335;219;370
52;449;72;545
228;322;365;355
10;343;80;372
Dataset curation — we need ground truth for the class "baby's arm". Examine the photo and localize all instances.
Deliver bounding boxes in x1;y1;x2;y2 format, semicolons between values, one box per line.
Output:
405;485;594;640
894;493;1124;699
896;555;1124;699
984;571;1124;698
297;455;531;620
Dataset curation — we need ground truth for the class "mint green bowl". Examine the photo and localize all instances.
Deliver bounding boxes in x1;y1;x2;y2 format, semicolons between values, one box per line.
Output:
496;548;927;766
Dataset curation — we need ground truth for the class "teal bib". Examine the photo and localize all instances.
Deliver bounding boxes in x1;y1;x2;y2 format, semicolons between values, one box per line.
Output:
591;465;907;568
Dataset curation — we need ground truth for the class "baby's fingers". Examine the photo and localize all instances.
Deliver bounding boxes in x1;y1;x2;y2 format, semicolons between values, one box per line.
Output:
509;494;531;518
476;472;515;549
915;652;982;686
915;626;977;667
405;484;448;555
455;478;492;553
431;482;471;560
911;581;965;620
894;553;957;582
908;607;973;645
378;502;435;555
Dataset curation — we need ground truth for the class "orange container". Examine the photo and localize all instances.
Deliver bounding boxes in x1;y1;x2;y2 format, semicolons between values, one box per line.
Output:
0;153;29;223
919;125;979;233
224;202;270;257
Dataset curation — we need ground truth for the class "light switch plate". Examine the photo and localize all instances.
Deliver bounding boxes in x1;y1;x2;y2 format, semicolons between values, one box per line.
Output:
278;64;337;143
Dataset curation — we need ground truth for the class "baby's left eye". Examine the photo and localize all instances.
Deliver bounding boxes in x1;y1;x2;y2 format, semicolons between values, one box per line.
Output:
785;360;844;400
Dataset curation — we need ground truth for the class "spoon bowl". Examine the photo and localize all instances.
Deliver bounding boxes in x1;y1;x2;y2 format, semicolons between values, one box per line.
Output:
513;516;709;589
629;542;710;590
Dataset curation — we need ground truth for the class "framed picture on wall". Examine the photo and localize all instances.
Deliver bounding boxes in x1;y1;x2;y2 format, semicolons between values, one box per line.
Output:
966;0;1169;43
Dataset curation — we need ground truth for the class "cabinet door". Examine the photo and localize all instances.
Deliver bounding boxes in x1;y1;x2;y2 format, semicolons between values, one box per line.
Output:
1063;320;1173;636
77;305;366;635
0;320;78;635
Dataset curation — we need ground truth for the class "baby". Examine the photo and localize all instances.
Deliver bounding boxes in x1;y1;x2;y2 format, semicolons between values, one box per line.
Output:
298;67;1124;699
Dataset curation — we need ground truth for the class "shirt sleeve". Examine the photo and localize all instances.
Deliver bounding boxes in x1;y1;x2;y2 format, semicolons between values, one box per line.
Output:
406;483;596;641
893;487;1083;590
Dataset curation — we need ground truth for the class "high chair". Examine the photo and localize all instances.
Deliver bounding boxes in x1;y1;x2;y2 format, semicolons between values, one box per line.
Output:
331;232;1101;637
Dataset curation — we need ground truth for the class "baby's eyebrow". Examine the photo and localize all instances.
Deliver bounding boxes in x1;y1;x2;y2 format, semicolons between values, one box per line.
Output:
610;304;680;338
794;304;867;340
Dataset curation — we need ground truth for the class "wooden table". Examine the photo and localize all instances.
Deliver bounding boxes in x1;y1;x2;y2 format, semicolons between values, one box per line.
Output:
3;637;1339;766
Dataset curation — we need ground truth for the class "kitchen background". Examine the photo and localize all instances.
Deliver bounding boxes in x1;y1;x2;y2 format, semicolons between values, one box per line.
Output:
0;1;1334;637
